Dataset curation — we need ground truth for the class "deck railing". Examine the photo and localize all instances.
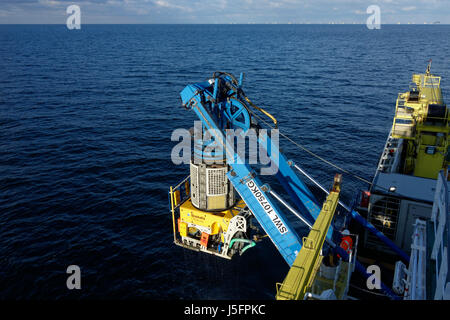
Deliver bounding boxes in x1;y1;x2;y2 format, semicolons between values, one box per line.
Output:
405;219;427;300
431;170;450;299
168;175;191;242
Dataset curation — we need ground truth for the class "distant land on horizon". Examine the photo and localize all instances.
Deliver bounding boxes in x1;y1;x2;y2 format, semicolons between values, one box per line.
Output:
0;22;448;25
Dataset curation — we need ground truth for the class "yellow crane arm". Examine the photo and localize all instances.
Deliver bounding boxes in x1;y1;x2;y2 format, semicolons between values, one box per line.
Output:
275;174;342;300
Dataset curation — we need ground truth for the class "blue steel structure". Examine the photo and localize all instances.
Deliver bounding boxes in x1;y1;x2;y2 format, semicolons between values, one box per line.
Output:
179;72;407;299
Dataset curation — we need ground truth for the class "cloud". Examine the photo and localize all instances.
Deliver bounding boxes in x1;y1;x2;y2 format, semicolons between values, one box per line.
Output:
38;0;61;6
401;6;417;11
154;0;190;11
0;0;449;24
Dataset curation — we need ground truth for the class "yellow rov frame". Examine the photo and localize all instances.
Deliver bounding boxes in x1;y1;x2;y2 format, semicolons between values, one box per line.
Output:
177;199;247;242
276;174;343;300
169;176;252;259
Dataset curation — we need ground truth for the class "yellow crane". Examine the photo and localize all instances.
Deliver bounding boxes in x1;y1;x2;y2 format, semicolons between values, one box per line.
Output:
275;174;342;300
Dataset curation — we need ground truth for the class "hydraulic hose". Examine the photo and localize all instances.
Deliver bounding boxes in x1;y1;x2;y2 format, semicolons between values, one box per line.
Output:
229;238;256;255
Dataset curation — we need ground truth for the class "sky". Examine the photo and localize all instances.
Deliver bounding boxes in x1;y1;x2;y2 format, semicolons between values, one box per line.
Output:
0;0;449;24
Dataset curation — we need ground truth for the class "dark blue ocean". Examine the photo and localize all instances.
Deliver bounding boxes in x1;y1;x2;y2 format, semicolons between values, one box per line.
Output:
0;24;449;299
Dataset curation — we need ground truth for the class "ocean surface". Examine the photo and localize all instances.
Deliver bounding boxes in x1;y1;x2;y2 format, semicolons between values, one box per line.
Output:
0;24;449;300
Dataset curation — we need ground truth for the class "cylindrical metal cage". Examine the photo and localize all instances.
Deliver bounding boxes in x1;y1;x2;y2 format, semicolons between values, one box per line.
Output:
190;160;236;211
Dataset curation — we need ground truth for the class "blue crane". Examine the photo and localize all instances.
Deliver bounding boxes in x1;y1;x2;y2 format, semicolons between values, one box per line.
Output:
177;71;407;299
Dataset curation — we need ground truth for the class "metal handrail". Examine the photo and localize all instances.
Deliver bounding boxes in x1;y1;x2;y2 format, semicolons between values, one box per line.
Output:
431;170;450;299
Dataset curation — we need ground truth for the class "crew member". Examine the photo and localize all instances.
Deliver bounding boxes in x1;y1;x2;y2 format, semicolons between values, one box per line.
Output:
337;229;353;258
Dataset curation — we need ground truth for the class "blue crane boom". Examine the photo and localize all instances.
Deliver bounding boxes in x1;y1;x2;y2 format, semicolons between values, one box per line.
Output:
181;79;307;266
179;72;346;265
178;72;405;300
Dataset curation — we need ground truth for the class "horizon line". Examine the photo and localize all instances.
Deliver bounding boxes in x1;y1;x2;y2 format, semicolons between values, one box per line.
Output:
0;23;448;25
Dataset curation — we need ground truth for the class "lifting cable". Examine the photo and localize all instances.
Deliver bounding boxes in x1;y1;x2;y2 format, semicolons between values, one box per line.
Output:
245;99;419;198
211;72;405;196
243;95;373;186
